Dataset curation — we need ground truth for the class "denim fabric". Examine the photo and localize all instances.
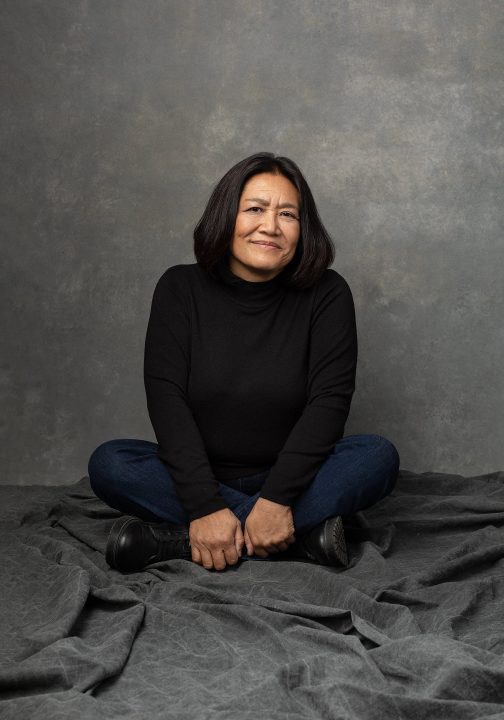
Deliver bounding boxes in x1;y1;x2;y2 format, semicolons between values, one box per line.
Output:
88;434;399;535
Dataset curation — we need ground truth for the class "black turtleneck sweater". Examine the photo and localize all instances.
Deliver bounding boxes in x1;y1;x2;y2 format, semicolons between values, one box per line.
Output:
144;260;357;521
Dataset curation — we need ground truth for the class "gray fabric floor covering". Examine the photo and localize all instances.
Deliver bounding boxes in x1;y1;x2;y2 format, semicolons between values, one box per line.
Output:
2;470;504;719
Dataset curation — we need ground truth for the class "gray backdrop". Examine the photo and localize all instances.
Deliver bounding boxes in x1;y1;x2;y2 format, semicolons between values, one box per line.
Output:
1;1;502;487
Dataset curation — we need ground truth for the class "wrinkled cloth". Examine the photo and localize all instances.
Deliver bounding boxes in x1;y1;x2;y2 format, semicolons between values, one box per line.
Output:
1;469;504;719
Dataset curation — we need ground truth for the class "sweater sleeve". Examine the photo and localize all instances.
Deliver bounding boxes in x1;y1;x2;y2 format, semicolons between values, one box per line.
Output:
143;270;228;521
258;272;357;507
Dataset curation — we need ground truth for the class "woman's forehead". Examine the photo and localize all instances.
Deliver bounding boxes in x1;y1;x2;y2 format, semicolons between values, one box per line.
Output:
241;173;300;206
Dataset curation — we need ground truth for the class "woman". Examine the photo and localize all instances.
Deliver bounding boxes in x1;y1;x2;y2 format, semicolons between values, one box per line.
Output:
88;152;399;573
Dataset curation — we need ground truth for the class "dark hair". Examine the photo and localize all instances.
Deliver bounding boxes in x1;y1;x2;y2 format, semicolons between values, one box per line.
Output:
193;152;335;288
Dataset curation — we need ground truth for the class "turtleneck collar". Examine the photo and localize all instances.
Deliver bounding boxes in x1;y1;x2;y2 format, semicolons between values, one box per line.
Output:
214;256;287;309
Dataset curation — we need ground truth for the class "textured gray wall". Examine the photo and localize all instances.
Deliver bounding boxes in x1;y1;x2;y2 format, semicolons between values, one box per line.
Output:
1;1;503;486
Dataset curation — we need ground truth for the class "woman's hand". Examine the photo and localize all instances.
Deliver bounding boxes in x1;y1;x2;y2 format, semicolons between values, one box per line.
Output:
189;508;244;571
244;498;295;558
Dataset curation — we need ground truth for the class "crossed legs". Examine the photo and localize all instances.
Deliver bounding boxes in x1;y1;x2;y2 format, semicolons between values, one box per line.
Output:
88;434;399;536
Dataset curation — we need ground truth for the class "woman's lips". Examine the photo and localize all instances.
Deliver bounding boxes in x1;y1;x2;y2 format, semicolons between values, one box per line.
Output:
250;241;281;249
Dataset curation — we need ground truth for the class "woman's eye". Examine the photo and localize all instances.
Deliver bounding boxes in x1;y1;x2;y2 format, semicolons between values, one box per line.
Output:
246;207;298;219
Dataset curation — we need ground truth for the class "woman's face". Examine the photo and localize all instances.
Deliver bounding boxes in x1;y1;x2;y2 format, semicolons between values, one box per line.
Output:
229;172;301;282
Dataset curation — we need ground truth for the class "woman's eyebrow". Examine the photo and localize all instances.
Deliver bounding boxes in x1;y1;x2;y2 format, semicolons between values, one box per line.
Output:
244;197;299;210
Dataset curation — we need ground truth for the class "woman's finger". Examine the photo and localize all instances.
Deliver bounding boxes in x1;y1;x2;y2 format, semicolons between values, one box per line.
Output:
211;549;227;571
244;528;254;556
275;542;290;552
191;546;202;565
253;546;269;558
199;547;214;570
223;544;239;566
265;544;280;554
234;524;245;557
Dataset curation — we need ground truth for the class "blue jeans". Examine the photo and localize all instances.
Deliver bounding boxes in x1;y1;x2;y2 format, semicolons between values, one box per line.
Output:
88;434;399;536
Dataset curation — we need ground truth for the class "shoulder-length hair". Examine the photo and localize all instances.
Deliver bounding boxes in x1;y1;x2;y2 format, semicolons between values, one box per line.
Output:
193;152;335;289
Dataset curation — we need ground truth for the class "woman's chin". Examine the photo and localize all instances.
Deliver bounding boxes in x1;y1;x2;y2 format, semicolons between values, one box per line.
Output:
230;263;280;282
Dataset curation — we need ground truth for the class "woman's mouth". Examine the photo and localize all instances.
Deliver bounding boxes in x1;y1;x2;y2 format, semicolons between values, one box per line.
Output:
250;241;281;249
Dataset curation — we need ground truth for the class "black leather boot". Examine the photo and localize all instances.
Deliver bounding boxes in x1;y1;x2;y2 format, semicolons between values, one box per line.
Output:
287;516;349;567
106;516;192;572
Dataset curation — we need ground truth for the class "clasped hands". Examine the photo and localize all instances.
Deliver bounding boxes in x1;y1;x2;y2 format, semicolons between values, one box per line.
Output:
189;498;295;571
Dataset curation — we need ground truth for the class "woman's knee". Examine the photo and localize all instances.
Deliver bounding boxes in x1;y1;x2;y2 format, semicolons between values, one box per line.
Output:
342;433;399;493
87;439;128;500
364;434;400;493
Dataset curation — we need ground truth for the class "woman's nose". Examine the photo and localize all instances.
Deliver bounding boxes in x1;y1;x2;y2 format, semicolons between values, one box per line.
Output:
260;210;280;234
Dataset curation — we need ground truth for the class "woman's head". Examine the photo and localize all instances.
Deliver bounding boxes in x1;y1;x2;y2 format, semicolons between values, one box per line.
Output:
194;152;335;288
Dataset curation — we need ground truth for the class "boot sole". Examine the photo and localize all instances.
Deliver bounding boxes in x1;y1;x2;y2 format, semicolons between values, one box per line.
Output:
325;516;349;567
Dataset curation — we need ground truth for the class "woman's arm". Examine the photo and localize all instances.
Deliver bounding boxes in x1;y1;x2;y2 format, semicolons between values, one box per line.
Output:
145;270;247;569
144;269;228;522
258;272;358;507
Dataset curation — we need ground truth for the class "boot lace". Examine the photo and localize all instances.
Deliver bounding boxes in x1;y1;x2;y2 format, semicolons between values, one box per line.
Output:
150;524;191;560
